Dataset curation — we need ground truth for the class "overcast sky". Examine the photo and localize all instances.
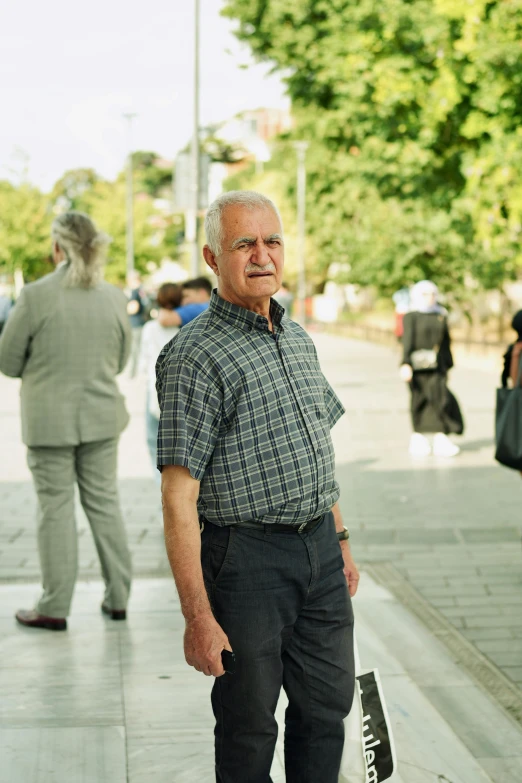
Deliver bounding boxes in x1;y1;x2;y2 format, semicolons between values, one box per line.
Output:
0;0;289;191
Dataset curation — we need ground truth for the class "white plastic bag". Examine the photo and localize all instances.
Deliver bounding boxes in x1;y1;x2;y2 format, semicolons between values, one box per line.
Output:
339;635;397;783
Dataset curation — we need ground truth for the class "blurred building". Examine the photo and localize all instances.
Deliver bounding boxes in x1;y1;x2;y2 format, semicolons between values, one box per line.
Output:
174;107;292;209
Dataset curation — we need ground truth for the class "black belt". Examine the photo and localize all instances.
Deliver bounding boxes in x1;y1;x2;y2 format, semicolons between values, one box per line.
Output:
235;514;325;534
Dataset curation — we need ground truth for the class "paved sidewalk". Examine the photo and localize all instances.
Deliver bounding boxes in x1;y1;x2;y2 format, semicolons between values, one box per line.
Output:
1;574;521;783
4;334;519;691
1;331;522;781
315;332;522;695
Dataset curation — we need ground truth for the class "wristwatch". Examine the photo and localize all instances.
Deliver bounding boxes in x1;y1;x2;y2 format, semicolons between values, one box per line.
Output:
337;527;350;542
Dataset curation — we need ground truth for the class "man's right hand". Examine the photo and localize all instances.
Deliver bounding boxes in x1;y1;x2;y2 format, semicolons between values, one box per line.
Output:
184;614;232;677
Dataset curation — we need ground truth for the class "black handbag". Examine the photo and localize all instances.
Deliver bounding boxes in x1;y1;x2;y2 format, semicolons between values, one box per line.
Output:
495;359;522;470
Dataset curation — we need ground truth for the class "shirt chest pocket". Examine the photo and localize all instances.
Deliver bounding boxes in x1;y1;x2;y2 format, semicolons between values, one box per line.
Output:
291;360;327;415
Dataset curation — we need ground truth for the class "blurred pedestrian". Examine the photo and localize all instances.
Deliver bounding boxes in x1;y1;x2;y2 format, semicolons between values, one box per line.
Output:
400;280;463;457
138;282;183;480
0;211;132;631
126;271;148;377
0;283;13;334
157;276;211;328
501;310;522;388
156;190;359;783
496;310;522;476
392;287;410;342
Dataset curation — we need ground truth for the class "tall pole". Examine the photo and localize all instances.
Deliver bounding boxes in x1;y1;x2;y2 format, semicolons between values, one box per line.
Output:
294;142;309;325
187;0;200;277
123;112;137;279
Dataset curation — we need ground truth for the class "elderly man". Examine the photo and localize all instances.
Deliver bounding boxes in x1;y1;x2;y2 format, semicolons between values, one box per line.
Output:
156;191;359;783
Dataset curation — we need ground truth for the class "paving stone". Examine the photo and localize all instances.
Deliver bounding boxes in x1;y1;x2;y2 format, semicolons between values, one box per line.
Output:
503;668;522;684
475;639;522;655
487;584;522;595
461;627;517;642
460;527;521;543
396;529;460;545
457;593;522;606
488;652;522;667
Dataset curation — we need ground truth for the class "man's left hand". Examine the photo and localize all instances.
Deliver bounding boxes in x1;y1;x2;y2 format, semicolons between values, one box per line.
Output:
340;542;360;597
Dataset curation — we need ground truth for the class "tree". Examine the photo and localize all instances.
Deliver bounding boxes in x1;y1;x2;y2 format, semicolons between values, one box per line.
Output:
222;0;522;298
50;169;100;211
0;181;52;281
75;176;169;284
132;152;173;198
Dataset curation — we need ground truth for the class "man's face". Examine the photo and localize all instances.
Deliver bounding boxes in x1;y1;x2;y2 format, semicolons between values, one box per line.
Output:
204;205;284;307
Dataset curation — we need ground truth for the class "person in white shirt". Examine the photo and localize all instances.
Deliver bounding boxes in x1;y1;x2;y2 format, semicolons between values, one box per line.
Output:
138;283;182;480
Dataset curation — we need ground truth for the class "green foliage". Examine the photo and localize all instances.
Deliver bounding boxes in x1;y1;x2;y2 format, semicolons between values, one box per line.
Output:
75;177;166;284
223;0;522;297
0;151;181;286
202;136;248;164
50;169;100;211
0;181;52;280
132;152;173;198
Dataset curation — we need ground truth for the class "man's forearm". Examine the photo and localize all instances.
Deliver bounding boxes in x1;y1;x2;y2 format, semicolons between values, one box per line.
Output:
162;490;212;622
331;502;345;534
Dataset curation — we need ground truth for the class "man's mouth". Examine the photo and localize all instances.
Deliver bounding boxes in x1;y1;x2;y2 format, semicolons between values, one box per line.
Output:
247;271;273;277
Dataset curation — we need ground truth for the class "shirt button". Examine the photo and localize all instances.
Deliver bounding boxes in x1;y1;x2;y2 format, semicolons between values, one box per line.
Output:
317;447;323;456
316;407;322;418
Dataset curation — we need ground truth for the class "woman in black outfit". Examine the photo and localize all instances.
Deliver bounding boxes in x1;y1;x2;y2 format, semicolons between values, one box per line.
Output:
400;281;464;456
501;310;522;388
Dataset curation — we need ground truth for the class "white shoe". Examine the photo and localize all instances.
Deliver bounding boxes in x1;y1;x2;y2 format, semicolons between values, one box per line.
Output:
432;433;460;457
409;433;431;456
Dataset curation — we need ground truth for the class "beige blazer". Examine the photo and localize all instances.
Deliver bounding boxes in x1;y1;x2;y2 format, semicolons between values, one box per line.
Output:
0;264;131;447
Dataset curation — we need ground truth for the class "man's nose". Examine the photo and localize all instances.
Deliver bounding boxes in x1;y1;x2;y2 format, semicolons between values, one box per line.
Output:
250;241;271;265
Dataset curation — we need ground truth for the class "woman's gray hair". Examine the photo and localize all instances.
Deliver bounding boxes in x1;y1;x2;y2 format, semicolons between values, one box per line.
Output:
204;190;282;256
51;211;111;289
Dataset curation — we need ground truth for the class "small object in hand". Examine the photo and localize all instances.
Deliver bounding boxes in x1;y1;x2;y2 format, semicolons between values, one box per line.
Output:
399;364;413;383
221;649;236;674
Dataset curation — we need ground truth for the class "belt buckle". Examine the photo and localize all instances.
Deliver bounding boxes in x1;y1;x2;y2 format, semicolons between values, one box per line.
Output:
297;521;307;533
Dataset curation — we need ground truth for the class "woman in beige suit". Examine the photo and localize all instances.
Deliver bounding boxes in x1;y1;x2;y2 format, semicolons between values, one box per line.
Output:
0;212;132;630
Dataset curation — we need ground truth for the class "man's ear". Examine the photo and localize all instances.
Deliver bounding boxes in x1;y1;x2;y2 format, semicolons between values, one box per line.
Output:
203;245;219;277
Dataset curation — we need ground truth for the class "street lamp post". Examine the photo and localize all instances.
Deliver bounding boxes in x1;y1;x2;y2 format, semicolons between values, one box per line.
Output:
294;141;309;325
187;0;201;277
123;112;137;279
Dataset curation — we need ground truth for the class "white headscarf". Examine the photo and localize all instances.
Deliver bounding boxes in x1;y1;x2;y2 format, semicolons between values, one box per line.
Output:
410;280;445;314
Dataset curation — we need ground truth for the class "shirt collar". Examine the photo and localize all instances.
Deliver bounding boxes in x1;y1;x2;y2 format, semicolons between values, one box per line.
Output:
209;290;285;333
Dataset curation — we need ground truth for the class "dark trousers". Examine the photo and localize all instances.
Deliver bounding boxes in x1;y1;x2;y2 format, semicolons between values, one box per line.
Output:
201;512;355;783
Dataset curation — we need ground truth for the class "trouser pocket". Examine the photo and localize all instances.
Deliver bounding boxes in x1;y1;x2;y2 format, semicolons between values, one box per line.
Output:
201;524;235;585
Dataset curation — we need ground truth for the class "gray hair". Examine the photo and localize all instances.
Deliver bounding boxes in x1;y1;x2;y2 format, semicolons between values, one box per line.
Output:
51;211;111;289
204;190;283;256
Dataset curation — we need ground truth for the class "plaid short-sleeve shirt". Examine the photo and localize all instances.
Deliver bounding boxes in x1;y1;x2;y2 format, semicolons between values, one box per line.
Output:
156;291;344;526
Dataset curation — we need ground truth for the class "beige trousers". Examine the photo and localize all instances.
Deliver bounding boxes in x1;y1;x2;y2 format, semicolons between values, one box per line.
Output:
27;438;132;618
